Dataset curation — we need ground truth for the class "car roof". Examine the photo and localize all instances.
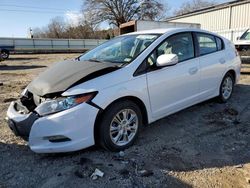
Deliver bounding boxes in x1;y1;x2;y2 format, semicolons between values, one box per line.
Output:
124;27;213;35
123;27;227;41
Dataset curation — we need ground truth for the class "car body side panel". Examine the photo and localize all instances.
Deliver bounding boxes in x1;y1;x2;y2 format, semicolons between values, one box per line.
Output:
224;40;241;84
63;71;153;123
198;50;227;99
198;38;241;101
146;58;200;119
91;74;153;123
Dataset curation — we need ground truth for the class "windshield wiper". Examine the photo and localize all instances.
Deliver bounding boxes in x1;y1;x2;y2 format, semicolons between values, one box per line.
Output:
89;58;125;65
89;58;102;63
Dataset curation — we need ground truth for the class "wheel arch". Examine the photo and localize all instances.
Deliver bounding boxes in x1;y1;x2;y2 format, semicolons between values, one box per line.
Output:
93;96;149;144
218;69;236;103
1;49;9;53
225;69;236;83
218;69;236;95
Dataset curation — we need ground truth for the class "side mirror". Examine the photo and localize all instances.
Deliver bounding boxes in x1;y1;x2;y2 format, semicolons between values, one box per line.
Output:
236;36;240;40
156;54;178;67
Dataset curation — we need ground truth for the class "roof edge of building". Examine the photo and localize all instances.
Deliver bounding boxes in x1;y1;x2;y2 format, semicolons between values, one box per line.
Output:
166;0;250;21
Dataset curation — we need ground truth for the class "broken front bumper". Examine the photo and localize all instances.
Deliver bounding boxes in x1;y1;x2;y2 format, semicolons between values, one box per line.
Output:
6;101;99;153
6;102;38;140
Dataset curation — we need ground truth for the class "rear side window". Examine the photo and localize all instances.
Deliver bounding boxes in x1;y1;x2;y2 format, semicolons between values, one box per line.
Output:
197;33;217;55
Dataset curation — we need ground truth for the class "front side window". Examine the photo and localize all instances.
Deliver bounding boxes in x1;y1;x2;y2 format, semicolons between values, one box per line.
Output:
146;32;194;65
197;33;217;55
79;34;159;64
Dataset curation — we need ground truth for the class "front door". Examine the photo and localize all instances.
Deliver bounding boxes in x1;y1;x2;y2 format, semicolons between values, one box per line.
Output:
146;32;200;119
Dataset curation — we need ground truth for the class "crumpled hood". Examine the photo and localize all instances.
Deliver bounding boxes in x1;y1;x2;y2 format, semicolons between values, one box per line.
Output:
27;59;119;96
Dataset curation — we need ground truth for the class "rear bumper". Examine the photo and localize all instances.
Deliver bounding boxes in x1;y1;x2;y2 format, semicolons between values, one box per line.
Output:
6;101;99;153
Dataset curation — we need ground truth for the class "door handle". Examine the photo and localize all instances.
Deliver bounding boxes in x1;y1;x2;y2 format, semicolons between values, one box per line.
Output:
189;67;198;75
219;58;226;64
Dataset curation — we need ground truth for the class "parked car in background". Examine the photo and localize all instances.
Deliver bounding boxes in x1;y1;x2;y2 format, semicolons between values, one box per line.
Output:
6;28;241;153
235;29;250;55
0;45;14;59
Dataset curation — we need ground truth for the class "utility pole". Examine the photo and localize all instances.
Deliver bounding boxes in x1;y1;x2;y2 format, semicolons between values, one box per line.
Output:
29;27;34;38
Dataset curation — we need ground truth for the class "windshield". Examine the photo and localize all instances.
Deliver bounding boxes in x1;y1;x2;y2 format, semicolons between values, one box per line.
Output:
79;34;159;64
241;30;250;40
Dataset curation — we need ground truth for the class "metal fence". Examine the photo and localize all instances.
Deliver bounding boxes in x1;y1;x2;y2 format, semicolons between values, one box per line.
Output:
1;28;247;54
0;38;107;53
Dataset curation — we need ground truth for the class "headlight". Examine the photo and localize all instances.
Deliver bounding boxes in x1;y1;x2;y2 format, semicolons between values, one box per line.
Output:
35;92;96;116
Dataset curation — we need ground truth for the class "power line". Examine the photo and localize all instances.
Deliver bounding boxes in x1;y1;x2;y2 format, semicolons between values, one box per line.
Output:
0;4;69;11
0;9;66;14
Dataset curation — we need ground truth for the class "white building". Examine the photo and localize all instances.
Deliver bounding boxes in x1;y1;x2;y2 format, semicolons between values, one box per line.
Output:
166;0;250;41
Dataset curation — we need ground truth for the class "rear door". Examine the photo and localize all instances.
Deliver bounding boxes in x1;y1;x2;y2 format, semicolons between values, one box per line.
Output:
146;32;200;119
195;32;226;98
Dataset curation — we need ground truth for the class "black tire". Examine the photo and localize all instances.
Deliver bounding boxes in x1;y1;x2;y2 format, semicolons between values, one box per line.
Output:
1;50;9;60
218;72;234;103
98;100;142;151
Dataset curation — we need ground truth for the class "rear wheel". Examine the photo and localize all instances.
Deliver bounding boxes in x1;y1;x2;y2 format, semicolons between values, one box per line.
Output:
218;73;234;103
98;100;142;151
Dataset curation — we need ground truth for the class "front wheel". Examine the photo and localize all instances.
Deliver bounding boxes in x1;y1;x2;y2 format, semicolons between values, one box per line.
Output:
98;100;142;151
218;73;234;103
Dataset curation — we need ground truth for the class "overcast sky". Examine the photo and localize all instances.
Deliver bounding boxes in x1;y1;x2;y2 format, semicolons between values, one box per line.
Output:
0;0;229;37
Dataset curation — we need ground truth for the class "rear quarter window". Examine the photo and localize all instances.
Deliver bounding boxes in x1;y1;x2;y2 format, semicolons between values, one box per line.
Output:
216;37;224;51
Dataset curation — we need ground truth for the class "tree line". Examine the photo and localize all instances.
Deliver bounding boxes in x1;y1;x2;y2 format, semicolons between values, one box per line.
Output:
33;0;218;39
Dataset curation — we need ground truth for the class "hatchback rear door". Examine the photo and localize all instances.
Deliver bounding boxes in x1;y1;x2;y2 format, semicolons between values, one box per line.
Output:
195;32;226;99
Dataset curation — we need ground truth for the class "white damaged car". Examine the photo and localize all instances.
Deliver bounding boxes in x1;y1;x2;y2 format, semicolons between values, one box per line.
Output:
6;28;241;153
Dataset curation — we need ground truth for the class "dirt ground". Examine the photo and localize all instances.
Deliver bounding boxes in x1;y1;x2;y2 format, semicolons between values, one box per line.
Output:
0;54;250;188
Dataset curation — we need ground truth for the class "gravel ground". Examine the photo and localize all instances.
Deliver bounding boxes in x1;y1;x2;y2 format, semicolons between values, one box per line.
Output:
0;54;250;188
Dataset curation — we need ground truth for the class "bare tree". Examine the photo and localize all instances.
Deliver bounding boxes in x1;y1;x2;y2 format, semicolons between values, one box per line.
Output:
33;1;169;39
46;17;66;38
82;10;101;30
174;0;217;16
32;16;116;39
32;28;44;38
82;0;168;27
139;0;167;21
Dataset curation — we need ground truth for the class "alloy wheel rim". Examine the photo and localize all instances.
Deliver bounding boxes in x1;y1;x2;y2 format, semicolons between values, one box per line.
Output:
1;52;8;59
222;77;233;100
109;109;138;146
